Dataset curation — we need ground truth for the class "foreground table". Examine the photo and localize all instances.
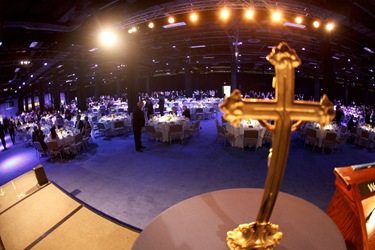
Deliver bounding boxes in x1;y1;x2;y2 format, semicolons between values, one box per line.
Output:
133;188;345;250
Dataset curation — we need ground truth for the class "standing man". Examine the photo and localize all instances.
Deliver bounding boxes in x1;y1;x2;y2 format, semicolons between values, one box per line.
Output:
158;93;165;116
75;114;84;133
132;101;146;152
144;98;154;120
0;121;7;151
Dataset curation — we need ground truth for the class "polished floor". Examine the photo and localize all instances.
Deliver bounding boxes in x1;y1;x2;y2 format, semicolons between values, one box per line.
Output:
1;117;374;230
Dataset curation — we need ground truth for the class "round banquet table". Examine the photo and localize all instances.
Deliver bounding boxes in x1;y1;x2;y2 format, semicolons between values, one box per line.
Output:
132;188;345;250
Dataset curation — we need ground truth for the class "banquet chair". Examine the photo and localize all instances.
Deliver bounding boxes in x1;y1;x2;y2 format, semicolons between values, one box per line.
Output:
350;126;359;144
216;125;235;147
113;120;126;136
74;133;85;153
184;119;201;138
144;125;162;142
82;128;92;148
46;141;63;162
204;108;214;120
340;125;348;134
322;132;338;153
195;108;204;121
335;133;349;152
358;130;370;148
33;141;49;162
304;128;319;151
97;122;110;137
242;130;259;151
261;129;273;147
169;124;184;145
23;133;33;147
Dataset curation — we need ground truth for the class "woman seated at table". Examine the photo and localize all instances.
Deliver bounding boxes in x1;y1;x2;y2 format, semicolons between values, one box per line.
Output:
48;127;62;147
63;120;74;131
170;106;178;116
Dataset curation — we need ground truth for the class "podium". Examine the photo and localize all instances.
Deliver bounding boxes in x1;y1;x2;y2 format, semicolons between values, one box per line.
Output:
327;164;375;250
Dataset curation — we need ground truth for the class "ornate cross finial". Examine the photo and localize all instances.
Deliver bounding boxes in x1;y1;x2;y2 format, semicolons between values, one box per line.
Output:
220;42;335;250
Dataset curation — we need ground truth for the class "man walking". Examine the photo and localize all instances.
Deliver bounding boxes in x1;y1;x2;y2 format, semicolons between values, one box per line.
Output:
0;121;7;151
132;101;146;152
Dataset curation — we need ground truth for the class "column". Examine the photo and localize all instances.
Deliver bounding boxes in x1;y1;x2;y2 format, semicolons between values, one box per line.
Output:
231;58;238;91
184;64;192;97
53;77;61;111
76;61;87;111
320;38;335;101
314;69;320;101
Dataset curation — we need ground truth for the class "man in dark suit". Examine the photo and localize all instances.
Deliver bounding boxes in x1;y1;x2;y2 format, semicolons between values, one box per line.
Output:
132;101;146;152
158;94;165;116
0;121;7;151
75;114;84;133
144;98;154;120
182;105;191;120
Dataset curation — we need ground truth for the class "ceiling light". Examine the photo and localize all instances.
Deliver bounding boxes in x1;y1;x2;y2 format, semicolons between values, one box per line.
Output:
168;17;175;24
272;11;282;21
313;21;320;28
364;47;374;54
89;48;98;52
99;30;117;45
14;68;20;73
295;17;303;24
245;9;254;19
163;22;186;29
325;22;335;31
29;41;39;48
284;22;305;28
190;13;198;22
148;22;154;28
220;8;230;20
0;42;2;46
189;45;206;48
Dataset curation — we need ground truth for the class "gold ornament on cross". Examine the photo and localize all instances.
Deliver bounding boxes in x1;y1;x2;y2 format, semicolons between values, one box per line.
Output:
220;42;335;250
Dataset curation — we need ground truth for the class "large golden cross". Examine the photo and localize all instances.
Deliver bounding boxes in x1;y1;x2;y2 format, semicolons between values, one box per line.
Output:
220;42;335;249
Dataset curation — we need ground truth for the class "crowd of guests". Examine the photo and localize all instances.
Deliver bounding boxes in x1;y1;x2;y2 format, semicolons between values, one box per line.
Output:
2;89;375;153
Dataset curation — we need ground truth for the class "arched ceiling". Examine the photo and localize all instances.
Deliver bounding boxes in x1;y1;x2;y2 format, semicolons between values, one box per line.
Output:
0;0;374;103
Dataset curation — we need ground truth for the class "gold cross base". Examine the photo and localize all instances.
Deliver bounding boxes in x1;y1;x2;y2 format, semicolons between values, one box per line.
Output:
226;221;283;250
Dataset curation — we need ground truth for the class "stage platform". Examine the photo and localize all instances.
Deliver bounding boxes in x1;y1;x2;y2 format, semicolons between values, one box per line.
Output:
0;165;140;249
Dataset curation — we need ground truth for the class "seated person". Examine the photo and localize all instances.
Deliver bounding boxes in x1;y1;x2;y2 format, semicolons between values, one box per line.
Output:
52;120;63;130
64;120;73;131
182;105;191;120
82;116;92;137
170;106;178;116
32;124;48;150
48;127;62;147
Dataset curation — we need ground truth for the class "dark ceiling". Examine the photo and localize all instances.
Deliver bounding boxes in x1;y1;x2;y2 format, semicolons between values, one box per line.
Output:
1;0;375;104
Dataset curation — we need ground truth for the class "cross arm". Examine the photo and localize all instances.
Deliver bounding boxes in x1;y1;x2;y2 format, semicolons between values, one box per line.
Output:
289;95;335;127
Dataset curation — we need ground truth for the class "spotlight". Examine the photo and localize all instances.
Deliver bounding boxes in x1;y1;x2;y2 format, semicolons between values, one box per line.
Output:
326;22;335;31
313;21;320;28
100;30;117;46
190;13;198;22
272;11;282;21
220;8;230;20
148;22;154;28
295;17;303;24
245;9;254;19
168;17;175;24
